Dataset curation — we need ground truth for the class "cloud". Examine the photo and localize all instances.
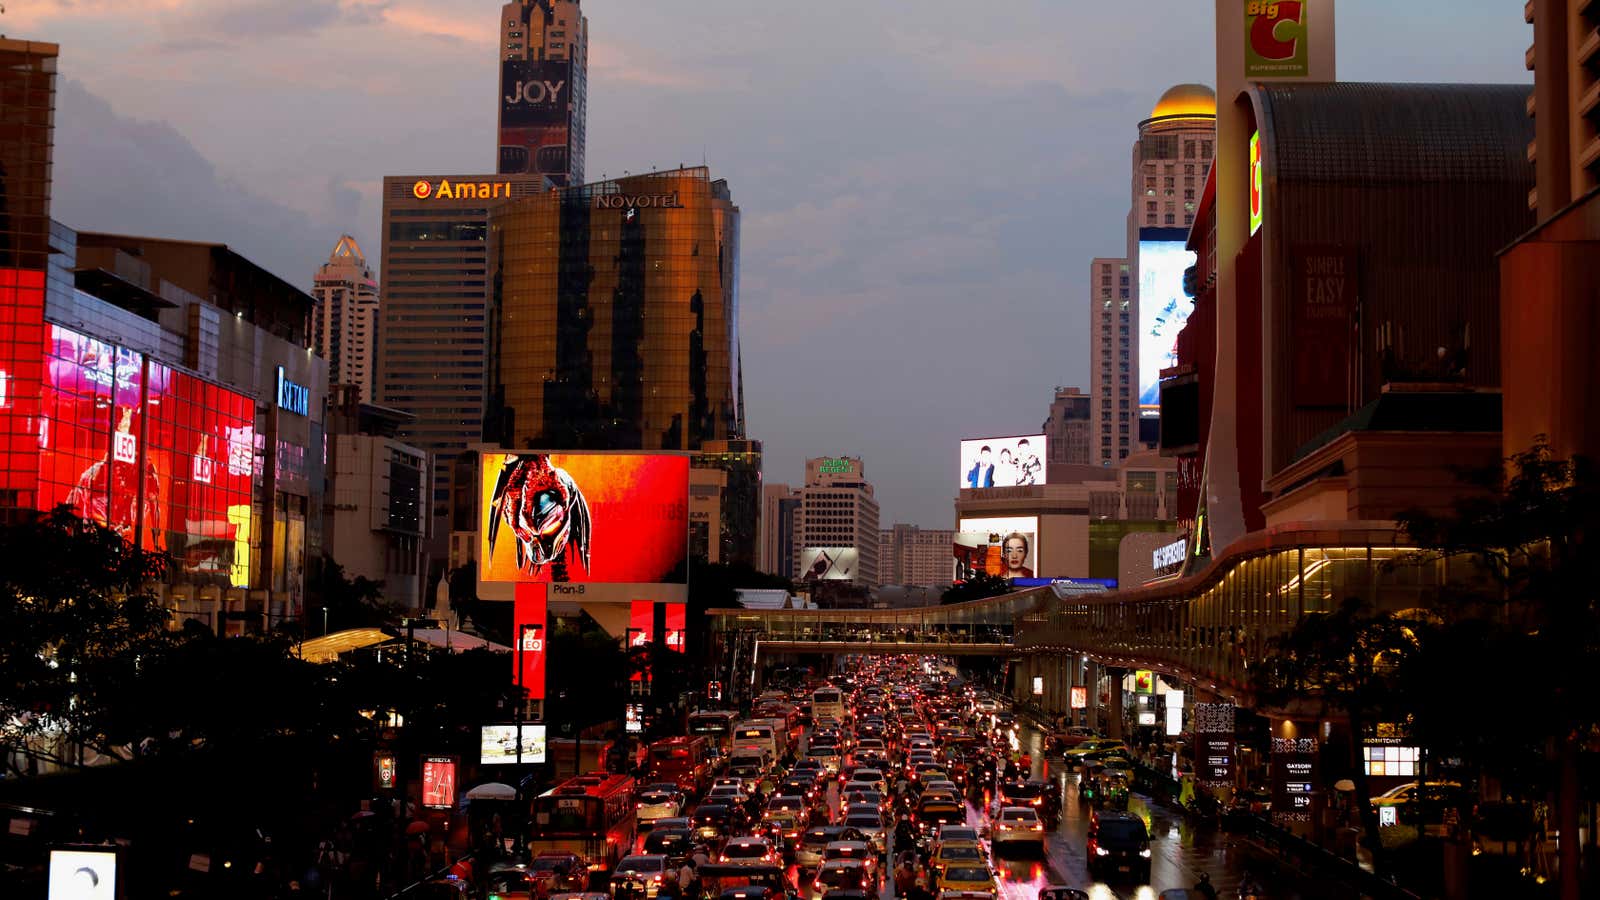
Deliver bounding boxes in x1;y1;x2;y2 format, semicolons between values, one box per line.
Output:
51;79;338;290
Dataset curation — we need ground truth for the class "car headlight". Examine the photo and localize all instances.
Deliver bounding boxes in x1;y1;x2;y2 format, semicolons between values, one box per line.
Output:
1094;846;1109;856
1139;849;1151;858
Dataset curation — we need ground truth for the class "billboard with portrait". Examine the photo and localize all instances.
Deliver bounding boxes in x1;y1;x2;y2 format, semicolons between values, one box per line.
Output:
959;435;1046;489
798;547;858;582
952;530;1037;580
958;516;1042;575
1137;229;1197;408
480;452;689;585
481;724;548;765
498;59;572;184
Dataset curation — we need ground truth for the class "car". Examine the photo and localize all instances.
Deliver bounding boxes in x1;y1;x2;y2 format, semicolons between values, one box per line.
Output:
807;747;843;775
610;855;669;899
708;785;750;806
1048;727;1097;754
844;768;887;794
1371;781;1466;809
1036;888;1090;900
652;817;693;831
930;840;986;873
996;780;1051;809
915;799;965;836
486;862;538;900
838;810;887;852
1065;740;1128;766
937;864;997;896
721;835;779;866
760;812;805;853
992;807;1046;855
766;794;810;817
842;789;887;813
526;852;589;895
1086;811;1151;882
642;826;696;865
810;859;871;900
636;787;685;826
694;804;744;845
932;824;981;853
795;826;862;871
822;841;879;887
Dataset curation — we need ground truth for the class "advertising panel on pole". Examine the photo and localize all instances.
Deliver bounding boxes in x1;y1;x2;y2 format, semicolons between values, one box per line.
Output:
421;756;458;810
628;600;654;648
49;848;119;900
498;59;572;184
481;724;548;765
1244;0;1310;77
625;703;645;734
1070;686;1088;709
664;603;686;653
953;529;1037;581
513;583;548;701
481;452;690;602
373;752;398;791
958;516;1043;576
1271;737;1319;824
1138;229;1198;409
798;547;859;581
960;435;1046;489
1289;245;1357;408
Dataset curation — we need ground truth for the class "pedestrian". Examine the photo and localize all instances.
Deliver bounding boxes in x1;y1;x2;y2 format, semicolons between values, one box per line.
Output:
678;859;695;897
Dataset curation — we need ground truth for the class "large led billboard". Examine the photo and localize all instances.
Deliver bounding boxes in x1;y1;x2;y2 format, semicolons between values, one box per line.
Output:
498;59;572;184
481;724;548;765
1137;230;1198;409
960;435;1046;489
953;530;1037;580
957;516;1042;575
480;452;689;585
799;547;859;581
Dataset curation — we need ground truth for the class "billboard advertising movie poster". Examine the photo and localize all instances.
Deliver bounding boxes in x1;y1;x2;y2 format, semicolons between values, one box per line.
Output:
799;547;858;582
953;530;1037;580
958;516;1042;575
959;435;1046;489
499;59;572;183
481;452;689;585
1138;231;1198;408
481;724;548;765
421;757;457;810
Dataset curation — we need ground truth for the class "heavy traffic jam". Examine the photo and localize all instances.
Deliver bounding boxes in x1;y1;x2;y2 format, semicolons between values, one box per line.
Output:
462;657;1287;900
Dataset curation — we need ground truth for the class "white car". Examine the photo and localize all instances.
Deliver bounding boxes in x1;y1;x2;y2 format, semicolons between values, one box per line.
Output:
844;768;887;794
707;784;749;806
635;787;684;826
610;855;668;899
991;807;1045;854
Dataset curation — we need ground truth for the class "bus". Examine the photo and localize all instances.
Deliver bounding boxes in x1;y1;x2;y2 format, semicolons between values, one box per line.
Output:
530;773;636;871
645;736;713;793
688;710;739;754
731;720;786;762
812;686;846;724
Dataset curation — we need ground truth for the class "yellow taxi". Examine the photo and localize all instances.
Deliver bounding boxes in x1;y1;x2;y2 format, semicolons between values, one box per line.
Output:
929;840;987;873
1063;739;1128;767
936;863;997;897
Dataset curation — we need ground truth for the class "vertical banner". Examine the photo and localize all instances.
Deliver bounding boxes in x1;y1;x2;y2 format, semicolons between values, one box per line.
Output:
628;600;654;649
373;752;398;791
514;583;548;701
664;602;687;653
1194;703;1237;787
1271;737;1320;825
1070;686;1088;709
421;756;458;810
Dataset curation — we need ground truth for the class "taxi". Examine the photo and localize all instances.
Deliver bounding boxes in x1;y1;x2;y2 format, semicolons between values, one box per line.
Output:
937;864;998;897
929;840;987;873
1064;739;1128;766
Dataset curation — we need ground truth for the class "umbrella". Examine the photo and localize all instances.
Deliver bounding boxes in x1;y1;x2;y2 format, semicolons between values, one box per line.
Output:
406;820;431;835
1334;779;1357;792
466;782;517;801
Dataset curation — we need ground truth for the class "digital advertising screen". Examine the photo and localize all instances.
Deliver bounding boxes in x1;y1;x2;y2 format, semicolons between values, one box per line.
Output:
481;724;548;765
1137;229;1197;409
799;547;858;582
481;452;689;585
952;530;1037;580
499;59;573;184
48;848;118;900
421;756;458;810
959;435;1046;489
957;516;1042;575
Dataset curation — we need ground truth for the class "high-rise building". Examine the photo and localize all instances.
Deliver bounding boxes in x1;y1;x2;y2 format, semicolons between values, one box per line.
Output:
311;235;379;400
1042;386;1091;469
498;0;587;186
375;173;548;560
324;385;429;609
879;524;956;588
1088;257;1130;465
0;39;56;272
761;482;799;579
1127;86;1215;458
1501;0;1600;465
792;457;879;587
691;439;763;567
484;166;742;451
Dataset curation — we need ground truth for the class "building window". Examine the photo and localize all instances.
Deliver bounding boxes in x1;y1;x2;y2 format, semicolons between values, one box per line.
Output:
1165;213;1176;224
1201;140;1213;157
1184;141;1196;158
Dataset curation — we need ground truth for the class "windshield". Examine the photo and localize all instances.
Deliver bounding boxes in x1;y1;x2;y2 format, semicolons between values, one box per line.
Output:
940;846;982;861
845;816;881;828
618;858;664;873
944;867;990;883
724;843;769;859
818;866;861;886
531;857;571;872
1000;811;1037;824
1097;821;1146;843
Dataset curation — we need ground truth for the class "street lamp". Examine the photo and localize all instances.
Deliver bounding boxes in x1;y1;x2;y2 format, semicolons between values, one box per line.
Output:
321;606;329;636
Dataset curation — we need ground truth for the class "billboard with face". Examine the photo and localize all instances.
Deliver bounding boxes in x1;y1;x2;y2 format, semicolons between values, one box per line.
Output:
952;530;1037;580
498;59;572;184
481;452;689;585
957;516;1042;576
798;547;859;581
959;435;1046;489
1138;231;1198;408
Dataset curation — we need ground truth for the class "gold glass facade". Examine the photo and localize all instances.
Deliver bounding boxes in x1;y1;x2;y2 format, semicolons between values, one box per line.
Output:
488;166;741;450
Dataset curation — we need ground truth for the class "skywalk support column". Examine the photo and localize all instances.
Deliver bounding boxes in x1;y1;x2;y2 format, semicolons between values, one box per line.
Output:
1086;661;1101;731
1107;668;1125;741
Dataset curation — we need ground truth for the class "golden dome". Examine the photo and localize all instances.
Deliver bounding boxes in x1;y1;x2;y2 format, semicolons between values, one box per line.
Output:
1150;83;1217;120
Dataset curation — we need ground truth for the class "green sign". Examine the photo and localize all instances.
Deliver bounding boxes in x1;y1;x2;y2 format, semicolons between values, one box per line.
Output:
1244;0;1309;78
818;458;853;474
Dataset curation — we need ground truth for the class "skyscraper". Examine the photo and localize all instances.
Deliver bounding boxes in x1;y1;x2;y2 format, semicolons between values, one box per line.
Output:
879;524;957;588
311;235;379;400
485;166;742;451
0;39;56;272
1043;386;1092;467
793;457;879;587
761;482;800;579
1088;257;1130;465
375;173;548;554
498;0;587;186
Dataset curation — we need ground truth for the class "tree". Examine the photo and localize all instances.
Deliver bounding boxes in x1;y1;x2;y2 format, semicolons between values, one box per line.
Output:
1395;440;1600;900
940;573;1014;605
0;509;175;775
306;557;390;635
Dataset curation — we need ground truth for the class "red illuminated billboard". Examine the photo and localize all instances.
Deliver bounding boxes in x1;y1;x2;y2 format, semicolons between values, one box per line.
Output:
421;756;457;810
514;583;547;701
664;603;686;653
628;599;654;649
480;452;689;586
